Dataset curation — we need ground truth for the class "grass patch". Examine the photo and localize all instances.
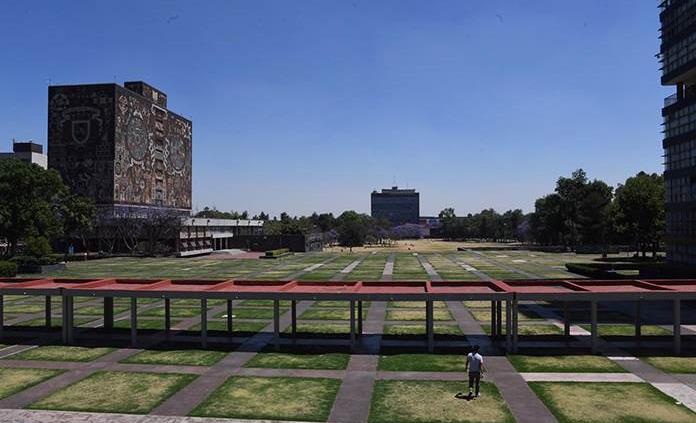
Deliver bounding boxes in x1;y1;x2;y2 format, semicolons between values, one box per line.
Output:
384;324;463;336
191;376;341;421
529;382;696;423
578;324;671;336
0;368;63;399
141;307;209;318
388;301;447;308
216;308;275;319
114;318;180;330
8;345;115;362
508;355;626;373
313;300;371;308
30;371;196;414
75;305;129;316
283;323;349;335
299;308;368;320
378;354;467;372
480;323;563;336
237;300;291;308
386;310;453;321
191;320;267;334
121;348;227;366
244;352;350;370
369;380;513;423
641;357;696;374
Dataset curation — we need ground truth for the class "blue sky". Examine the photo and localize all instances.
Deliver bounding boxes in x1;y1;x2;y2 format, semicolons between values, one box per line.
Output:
0;1;667;217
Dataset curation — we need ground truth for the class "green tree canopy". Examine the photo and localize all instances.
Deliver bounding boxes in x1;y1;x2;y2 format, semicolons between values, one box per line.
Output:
0;159;67;255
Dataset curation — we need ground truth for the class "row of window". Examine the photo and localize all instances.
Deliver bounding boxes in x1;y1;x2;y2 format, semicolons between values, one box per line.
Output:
665;176;696;203
666;241;696;264
664;101;696;138
662;31;696;77
664;140;696;170
661;0;696;43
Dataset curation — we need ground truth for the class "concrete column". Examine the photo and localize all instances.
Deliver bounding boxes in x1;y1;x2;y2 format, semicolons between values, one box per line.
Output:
164;298;171;337
291;300;297;338
0;295;4;339
45;296;52;328
61;295;68;344
505;299;512;352
496;300;503;337
357;301;363;336
66;297;74;344
130;297;137;347
226;299;233;335
426;300;434;353
590;300;598;354
564;302;571;337
273;299;280;350
674;299;681;356
634;302;641;339
201;299;208;349
103;297;114;330
490;301;497;337
512;298;519;353
350;300;356;351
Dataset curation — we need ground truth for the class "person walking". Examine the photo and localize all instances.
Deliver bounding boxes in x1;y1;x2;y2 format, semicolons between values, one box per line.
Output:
465;345;485;398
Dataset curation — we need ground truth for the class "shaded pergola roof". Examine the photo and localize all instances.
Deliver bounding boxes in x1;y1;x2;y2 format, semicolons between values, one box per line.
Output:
1;277;696;300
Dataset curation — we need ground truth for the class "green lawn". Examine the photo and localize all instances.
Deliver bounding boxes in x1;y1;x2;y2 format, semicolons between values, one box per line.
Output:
508;355;626;373
641;357;696;373
244;351;350;370
383;324;463;337
386;310;453;321
8;346;115;362
283;323;349;335
388;301;447;308
369;380;514;423
114;318;179;330
378;354;467;372
190;320;267;334
0;368;63;400
121;348;227;366
216;307;276;319
299;308;368;320
30;371;196;414
529;382;696;423
578;324;671;336
191;376;341;421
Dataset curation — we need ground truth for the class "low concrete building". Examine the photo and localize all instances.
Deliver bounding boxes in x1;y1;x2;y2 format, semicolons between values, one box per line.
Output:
0;141;48;169
178;218;264;256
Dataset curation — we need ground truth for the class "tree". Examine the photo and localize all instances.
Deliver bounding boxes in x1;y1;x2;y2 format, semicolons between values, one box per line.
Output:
59;194;96;253
0;159;67;256
530;194;564;245
336;211;370;252
614;172;665;257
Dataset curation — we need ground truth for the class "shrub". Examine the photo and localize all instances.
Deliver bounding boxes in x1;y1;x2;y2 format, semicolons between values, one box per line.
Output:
264;248;291;258
0;261;17;277
25;236;52;258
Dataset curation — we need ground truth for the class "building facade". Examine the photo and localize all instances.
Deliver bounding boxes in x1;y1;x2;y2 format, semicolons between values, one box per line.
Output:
371;186;420;226
47;81;192;217
660;0;696;263
0;141;47;169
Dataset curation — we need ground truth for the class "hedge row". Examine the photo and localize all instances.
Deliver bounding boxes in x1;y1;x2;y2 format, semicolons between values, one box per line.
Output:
264;248;291;258
0;261;17;277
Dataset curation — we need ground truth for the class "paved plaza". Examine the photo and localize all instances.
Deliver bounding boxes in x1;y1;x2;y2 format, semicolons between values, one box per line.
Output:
0;250;694;422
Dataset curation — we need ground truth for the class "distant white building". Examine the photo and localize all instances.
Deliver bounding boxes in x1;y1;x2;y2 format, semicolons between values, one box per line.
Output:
0;141;47;169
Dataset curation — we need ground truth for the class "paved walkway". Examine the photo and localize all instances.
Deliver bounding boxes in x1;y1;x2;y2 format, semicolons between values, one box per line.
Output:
0;409;309;423
381;253;394;281
330;256;366;282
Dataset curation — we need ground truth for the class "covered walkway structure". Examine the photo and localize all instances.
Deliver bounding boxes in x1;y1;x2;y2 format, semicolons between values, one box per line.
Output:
0;277;694;354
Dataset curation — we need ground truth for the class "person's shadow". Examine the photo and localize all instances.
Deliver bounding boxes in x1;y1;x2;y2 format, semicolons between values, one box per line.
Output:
455;392;475;401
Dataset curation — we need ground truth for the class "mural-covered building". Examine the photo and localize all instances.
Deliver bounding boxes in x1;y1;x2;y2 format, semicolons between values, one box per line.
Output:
47;81;192;217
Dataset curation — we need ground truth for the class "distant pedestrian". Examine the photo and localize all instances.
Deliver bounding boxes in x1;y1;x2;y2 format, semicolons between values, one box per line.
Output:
465;345;485;397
